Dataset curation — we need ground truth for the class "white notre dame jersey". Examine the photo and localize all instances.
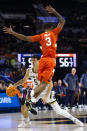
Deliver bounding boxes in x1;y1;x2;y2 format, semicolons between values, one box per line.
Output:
28;68;56;103
28;68;40;89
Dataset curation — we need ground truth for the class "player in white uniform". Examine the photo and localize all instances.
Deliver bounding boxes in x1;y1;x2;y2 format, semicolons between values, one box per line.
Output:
13;55;84;128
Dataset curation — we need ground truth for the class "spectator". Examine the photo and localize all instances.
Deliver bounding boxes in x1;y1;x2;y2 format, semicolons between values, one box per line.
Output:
79;69;87;108
74;85;80;108
53;81;58;94
54;80;66;107
13;58;21;69
63;68;79;110
10;57;16;67
0;80;7;93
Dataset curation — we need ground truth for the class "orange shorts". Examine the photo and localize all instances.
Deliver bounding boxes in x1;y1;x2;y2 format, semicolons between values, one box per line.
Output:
38;57;56;83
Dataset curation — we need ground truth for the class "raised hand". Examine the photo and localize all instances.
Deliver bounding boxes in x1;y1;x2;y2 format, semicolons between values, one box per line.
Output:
45;5;56;14
3;25;13;34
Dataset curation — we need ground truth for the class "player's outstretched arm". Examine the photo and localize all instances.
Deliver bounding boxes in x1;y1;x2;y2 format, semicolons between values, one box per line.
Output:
14;68;30;87
3;26;32;42
45;5;65;30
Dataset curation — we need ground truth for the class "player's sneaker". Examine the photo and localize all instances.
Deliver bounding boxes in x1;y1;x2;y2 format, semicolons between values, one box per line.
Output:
18;118;31;128
73;118;84;127
18;121;26;128
71;107;76;112
64;107;69;111
18;122;31;128
26;101;37;115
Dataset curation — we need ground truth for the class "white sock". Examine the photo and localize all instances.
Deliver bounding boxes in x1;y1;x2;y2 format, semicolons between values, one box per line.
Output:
21;114;30;122
21;115;25;121
30;89;37;102
31;89;34;97
25;117;30;123
51;101;76;121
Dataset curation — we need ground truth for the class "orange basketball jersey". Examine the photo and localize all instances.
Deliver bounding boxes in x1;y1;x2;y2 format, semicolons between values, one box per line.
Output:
31;27;61;58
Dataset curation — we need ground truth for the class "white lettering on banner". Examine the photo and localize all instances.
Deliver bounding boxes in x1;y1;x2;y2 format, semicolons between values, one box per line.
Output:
0;97;12;103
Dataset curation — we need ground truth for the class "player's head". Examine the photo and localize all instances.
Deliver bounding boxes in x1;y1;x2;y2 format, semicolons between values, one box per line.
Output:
58;80;62;86
43;23;54;31
71;68;76;75
32;55;40;67
53;81;58;87
1;80;5;85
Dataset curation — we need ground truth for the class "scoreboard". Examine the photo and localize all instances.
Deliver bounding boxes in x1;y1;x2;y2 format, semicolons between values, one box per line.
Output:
56;53;76;68
18;53;77;68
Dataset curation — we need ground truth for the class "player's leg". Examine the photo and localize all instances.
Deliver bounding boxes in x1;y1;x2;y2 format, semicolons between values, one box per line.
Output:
35;58;55;94
50;101;84;126
18;98;31;128
34;81;48;96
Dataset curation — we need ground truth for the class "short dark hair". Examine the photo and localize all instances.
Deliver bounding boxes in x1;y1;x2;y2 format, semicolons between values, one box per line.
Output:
32;55;40;60
43;23;54;30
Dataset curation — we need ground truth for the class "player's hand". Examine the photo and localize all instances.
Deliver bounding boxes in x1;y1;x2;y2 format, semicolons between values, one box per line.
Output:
9;83;13;87
45;5;56;14
79;88;81;95
3;25;13;34
79;83;83;87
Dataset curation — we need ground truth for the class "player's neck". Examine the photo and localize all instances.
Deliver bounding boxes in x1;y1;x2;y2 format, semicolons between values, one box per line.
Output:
45;29;51;32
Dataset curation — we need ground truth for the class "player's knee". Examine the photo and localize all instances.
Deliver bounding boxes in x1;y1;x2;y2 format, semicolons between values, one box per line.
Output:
42;81;47;86
42;81;48;89
19;98;25;105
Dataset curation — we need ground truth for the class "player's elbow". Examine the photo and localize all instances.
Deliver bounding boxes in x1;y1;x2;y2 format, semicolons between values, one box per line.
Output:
61;19;66;27
20;78;26;85
62;19;66;27
24;36;31;42
59;20;66;30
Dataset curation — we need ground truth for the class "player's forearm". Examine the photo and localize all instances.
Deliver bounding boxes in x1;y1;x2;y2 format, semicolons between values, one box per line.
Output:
14;79;25;87
14;69;29;87
11;31;31;42
53;10;65;27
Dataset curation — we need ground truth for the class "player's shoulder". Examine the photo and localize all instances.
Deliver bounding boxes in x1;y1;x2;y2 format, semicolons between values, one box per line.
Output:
51;26;61;34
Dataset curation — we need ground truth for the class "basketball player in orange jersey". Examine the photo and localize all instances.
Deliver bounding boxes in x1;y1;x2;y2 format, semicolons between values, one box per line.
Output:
3;5;65;103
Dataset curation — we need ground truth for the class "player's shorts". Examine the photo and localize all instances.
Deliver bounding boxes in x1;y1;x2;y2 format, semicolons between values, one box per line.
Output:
38;57;56;83
35;89;56;104
31;84;56;103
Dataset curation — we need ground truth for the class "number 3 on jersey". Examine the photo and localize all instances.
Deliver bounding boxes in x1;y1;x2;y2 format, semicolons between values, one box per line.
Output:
45;37;51;46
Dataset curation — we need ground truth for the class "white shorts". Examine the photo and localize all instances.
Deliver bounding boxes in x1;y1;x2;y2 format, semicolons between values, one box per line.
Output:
31;86;56;103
